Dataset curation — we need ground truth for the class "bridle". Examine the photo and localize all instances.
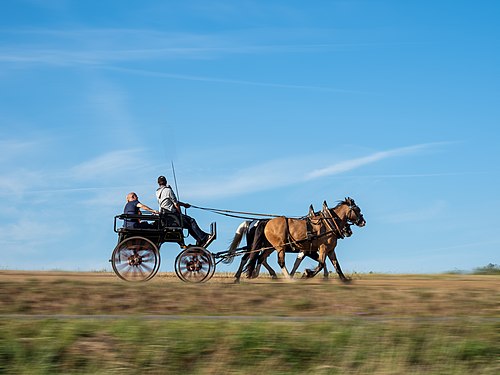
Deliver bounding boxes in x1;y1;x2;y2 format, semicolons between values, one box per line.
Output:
346;203;365;227
308;201;360;240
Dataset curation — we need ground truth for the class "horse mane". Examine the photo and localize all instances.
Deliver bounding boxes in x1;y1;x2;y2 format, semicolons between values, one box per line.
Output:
333;197;355;209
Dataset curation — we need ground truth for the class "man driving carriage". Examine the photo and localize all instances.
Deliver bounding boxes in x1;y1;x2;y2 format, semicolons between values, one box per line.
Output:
156;175;210;247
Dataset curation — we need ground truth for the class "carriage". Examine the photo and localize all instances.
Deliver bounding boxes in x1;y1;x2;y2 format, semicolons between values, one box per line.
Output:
110;213;221;283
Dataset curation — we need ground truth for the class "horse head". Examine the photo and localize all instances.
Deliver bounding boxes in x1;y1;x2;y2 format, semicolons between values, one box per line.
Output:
344;197;366;227
342;223;353;238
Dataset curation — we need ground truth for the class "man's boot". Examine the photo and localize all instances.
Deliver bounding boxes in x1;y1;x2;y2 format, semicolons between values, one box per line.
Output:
186;217;209;246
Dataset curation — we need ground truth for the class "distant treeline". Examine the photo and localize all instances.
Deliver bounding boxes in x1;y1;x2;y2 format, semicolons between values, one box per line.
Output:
447;263;500;275
473;263;500;275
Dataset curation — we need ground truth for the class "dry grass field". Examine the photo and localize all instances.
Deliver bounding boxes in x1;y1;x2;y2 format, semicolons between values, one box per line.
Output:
0;271;499;374
0;270;498;318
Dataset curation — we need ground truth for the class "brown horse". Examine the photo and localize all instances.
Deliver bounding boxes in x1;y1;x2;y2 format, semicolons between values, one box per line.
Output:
260;197;365;280
246;222;353;281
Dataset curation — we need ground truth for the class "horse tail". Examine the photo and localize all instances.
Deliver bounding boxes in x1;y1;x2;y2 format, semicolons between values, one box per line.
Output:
223;220;251;264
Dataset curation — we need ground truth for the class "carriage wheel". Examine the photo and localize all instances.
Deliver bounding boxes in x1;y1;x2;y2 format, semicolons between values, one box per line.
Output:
111;236;160;282
174;247;215;283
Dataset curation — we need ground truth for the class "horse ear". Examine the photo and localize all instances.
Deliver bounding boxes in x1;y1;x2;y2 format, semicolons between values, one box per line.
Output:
323;200;328;209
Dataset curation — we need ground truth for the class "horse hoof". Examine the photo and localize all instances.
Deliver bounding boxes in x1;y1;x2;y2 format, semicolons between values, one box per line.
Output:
340;278;352;284
304;269;314;278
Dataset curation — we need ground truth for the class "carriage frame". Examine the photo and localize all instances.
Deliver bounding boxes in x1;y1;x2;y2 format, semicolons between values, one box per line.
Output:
110;213;218;283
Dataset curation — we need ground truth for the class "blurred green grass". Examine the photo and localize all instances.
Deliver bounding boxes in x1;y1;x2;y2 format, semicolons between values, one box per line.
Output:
0;319;498;374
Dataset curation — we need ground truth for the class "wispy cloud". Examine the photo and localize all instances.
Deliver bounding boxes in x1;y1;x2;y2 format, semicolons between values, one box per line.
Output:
0;27;398;69
0;28;265;66
1;142;447;202
0;218;71;254
306;143;441;180
102;66;368;94
0;139;47;195
0;139;43;162
182;157;307;199
335;172;485;179
0;28;228;65
0;170;44;197
0;27;378;94
183;143;445;199
70;149;147;181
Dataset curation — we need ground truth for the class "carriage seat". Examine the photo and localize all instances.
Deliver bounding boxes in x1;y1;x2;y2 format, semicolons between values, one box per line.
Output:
160;212;183;230
114;213;185;246
115;213;178;234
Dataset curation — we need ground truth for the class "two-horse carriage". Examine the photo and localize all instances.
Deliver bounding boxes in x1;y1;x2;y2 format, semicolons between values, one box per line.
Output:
110;198;366;283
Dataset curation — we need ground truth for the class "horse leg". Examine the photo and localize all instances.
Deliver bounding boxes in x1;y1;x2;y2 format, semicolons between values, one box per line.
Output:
244;249;259;278
252;261;261;278
290;252;306;277
245;220;268;278
302;252;329;279
261;256;278;279
303;246;326;278
323;261;330;279
233;253;249;283
254;249;277;278
276;247;292;279
327;251;349;282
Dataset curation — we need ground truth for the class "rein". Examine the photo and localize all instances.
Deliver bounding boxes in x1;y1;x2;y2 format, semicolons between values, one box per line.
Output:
190;202;360;224
190;204;301;220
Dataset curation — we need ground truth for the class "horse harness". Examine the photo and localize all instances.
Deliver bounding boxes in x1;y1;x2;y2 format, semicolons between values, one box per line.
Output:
284;201;351;252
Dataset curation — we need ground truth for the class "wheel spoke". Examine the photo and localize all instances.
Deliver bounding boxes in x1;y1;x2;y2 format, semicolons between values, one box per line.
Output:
181;269;191;279
117;250;131;260
140;263;153;273
137;266;145;278
123;265;134;277
111;236;159;282
141;253;155;262
116;262;130;270
176;250;212;282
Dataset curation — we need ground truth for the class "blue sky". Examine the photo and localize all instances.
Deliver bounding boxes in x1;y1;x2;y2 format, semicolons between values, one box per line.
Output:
1;0;499;274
